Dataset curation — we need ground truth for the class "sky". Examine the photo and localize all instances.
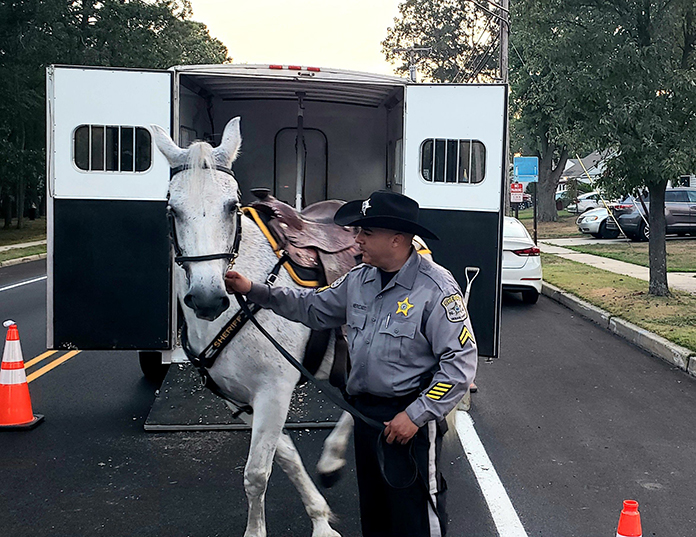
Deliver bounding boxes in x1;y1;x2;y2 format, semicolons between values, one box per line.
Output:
188;0;403;75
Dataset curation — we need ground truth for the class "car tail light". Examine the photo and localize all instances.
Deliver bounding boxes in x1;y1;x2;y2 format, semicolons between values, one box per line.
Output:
611;204;633;210
513;247;540;256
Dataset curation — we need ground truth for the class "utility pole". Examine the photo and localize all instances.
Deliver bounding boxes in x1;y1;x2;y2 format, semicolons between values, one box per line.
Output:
393;47;432;82
499;0;511;217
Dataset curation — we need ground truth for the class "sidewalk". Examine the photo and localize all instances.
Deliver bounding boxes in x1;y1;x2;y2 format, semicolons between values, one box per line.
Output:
0;240;47;267
540;238;696;295
0;239;47;253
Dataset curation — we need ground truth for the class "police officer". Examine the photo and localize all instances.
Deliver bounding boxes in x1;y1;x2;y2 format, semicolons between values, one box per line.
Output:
225;190;477;537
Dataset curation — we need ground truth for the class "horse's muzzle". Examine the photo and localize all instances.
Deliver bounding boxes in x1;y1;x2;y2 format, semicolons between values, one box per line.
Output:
184;291;230;321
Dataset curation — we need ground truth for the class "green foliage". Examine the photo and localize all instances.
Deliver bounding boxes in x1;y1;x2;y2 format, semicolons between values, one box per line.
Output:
585;0;696;197
0;0;228;227
382;0;498;82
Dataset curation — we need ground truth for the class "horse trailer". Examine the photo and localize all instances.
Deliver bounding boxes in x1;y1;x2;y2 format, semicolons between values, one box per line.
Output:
46;64;507;374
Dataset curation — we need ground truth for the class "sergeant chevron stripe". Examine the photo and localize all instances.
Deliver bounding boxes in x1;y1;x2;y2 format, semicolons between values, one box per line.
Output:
459;326;474;346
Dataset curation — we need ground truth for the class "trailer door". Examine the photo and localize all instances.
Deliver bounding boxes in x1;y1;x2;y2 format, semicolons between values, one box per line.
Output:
47;66;172;350
403;84;507;358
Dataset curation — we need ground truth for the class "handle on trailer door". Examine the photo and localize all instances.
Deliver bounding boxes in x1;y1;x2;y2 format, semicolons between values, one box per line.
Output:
463;266;480;307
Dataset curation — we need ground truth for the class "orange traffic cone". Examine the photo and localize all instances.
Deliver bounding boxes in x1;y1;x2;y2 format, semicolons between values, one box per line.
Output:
616;500;642;537
0;320;43;430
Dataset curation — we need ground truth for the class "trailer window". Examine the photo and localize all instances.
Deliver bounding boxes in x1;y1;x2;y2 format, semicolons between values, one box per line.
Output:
420;139;486;184
73;125;152;173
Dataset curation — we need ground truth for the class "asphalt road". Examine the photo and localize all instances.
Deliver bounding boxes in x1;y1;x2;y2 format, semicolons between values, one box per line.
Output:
1;260;696;536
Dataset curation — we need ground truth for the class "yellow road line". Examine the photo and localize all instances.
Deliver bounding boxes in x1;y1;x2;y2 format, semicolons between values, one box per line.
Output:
27;350;81;383
24;350;58;369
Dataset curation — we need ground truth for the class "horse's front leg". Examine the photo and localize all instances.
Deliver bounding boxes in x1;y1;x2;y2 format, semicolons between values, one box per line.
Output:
316;411;354;488
275;432;341;537
243;394;290;537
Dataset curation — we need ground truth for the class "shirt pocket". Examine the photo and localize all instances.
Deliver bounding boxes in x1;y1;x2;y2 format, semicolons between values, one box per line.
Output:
378;317;418;363
346;310;367;353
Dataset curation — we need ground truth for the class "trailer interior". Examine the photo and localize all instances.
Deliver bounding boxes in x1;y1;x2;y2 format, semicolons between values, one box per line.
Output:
176;66;406;206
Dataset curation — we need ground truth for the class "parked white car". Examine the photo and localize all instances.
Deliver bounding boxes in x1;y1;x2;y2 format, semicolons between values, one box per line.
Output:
576;207;620;239
502;216;543;304
566;191;603;214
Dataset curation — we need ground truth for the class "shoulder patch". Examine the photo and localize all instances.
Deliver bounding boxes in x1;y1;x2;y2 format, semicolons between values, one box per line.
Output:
316;272;350;293
441;293;467;322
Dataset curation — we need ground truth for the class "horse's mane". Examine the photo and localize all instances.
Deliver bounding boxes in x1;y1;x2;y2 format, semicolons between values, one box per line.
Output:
184;141;218;197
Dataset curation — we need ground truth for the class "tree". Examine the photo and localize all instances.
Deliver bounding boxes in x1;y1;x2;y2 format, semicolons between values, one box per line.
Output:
508;0;605;222
575;0;696;296
0;0;229;228
382;0;499;83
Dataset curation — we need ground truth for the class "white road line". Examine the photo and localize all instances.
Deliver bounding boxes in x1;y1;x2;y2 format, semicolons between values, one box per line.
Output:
455;411;529;537
0;275;47;293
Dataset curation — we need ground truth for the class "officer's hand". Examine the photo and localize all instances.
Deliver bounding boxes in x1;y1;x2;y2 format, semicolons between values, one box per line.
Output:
384;411;419;445
224;271;252;295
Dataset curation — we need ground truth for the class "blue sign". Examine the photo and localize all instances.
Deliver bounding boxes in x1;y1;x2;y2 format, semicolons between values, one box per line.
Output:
513;156;539;183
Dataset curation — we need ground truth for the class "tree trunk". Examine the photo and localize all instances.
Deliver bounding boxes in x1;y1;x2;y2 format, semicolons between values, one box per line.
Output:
647;181;669;296
3;191;12;229
537;145;568;222
16;177;25;230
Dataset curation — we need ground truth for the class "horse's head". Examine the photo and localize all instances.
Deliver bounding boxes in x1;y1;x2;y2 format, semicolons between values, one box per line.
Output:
151;118;243;321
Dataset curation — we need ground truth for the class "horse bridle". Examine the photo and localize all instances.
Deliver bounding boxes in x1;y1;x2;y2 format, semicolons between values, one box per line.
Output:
167;164;243;268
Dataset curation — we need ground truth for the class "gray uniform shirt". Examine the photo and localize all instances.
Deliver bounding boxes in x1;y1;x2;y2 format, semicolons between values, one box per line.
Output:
247;249;478;427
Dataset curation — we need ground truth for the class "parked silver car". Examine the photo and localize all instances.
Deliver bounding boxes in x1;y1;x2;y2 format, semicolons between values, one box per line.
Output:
566;192;603;214
576;207;620;239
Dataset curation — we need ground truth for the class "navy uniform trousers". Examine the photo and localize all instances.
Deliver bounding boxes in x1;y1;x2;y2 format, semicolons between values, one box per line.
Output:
351;393;447;537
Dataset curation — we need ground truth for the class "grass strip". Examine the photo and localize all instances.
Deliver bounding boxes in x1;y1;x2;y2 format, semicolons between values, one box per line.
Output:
0;217;47;247
562;241;696;272
0;245;47;263
542;253;696;353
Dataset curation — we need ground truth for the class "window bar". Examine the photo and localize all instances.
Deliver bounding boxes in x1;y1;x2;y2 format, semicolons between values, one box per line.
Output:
444;140;448;182
431;139;435;182
455;140;460;183
118;126;122;172
131;126;136;173
103;125;107;171
468;139;473;183
88;126;93;172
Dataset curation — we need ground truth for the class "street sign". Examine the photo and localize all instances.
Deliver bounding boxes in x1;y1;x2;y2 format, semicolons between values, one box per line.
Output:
510;182;524;203
513;156;539;183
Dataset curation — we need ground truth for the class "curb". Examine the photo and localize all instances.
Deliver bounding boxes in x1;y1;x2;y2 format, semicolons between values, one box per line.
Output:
541;282;696;376
0;253;47;268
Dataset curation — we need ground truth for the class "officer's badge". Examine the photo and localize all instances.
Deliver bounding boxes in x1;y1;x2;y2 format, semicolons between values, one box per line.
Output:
361;198;371;216
396;297;414;317
441;293;467;322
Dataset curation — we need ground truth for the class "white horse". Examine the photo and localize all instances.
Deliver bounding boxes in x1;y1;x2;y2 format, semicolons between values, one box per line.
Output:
151;117;349;537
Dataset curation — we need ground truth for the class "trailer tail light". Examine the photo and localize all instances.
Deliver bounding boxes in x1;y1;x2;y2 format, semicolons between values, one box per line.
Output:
307;67;321;72
513;247;540;256
288;65;302;70
269;65;283;70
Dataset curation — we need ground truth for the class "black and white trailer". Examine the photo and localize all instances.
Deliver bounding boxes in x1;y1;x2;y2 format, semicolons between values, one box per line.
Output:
46;64;507;373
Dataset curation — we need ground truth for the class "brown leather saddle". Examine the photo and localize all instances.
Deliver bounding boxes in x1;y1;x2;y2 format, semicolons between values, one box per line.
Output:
248;188;361;286
246;188;360;388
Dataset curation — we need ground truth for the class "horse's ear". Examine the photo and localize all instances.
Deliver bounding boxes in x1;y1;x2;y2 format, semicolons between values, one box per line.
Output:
150;124;187;168
213;117;242;168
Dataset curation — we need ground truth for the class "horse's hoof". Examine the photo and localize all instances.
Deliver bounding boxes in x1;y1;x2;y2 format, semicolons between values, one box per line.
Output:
319;468;343;488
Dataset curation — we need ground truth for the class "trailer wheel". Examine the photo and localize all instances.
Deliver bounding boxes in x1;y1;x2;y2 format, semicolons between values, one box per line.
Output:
139;351;170;384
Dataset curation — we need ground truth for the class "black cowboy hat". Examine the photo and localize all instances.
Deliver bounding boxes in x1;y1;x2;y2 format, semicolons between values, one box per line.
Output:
334;190;439;240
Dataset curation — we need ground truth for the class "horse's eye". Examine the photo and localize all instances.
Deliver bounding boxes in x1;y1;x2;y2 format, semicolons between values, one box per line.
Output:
224;201;238;214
